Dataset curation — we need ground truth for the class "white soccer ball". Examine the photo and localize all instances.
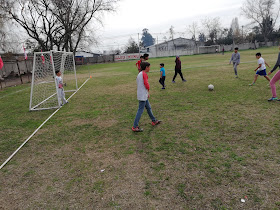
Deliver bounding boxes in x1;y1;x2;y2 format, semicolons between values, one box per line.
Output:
208;84;214;91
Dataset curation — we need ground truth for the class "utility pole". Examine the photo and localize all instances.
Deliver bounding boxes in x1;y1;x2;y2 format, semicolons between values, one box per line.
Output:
156;36;159;57
138;33;140;57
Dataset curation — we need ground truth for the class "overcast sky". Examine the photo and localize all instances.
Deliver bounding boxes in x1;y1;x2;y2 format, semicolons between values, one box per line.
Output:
92;0;249;53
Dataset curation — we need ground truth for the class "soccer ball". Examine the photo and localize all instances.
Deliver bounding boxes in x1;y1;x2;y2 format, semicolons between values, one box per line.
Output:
208;84;214;91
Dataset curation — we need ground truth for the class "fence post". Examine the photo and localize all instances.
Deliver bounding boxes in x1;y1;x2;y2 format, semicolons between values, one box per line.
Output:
25;59;31;82
16;60;23;84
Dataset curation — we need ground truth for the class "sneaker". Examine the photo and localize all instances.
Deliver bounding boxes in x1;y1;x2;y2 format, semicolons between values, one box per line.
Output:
132;126;143;132
249;83;255;86
152;120;161;126
162;87;165;89
182;79;187;82
268;97;278;101
172;81;175;83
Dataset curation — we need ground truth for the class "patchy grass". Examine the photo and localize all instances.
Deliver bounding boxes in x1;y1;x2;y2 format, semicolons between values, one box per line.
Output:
1;47;280;209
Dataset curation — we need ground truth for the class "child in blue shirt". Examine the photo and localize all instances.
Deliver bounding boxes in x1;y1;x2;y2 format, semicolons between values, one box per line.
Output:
159;63;166;89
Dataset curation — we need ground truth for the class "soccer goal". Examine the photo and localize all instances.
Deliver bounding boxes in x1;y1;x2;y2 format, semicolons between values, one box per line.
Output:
198;45;221;54
29;51;78;111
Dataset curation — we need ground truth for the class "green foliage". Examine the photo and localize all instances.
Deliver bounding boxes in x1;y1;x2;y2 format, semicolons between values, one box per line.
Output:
141;28;155;47
124;37;139;53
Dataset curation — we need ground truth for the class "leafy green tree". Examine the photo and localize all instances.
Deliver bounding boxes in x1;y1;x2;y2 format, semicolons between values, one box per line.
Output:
141;28;155;47
124;37;139;53
199;33;206;42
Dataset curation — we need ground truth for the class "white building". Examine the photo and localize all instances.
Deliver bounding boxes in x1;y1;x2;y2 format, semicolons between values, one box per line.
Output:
145;37;203;58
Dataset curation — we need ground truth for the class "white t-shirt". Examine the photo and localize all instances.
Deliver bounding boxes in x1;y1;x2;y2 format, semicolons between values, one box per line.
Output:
136;71;149;101
55;76;63;88
258;57;266;70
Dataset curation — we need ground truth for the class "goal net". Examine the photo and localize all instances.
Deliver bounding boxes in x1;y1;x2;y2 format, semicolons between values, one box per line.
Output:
29;51;78;111
198;45;221;54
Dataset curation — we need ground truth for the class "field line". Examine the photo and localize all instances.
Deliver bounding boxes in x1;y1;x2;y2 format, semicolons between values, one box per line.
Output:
0;78;90;170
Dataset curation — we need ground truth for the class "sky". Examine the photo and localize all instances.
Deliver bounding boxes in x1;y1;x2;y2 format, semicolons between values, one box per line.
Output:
92;0;248;53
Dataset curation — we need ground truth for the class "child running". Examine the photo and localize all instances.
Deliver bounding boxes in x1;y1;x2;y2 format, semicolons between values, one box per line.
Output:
136;56;143;72
229;47;240;78
55;70;68;106
132;62;161;132
159;63;166;89
249;53;270;86
143;53;149;61
268;46;280;101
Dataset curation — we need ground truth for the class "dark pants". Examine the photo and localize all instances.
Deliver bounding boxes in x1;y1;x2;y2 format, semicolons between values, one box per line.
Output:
173;69;184;81
159;76;166;87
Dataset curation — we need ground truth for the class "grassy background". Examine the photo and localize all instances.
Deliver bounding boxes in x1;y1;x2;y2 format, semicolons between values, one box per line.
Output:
1;47;280;209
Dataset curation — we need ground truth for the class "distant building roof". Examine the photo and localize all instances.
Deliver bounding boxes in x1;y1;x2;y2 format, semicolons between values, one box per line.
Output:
75;51;101;57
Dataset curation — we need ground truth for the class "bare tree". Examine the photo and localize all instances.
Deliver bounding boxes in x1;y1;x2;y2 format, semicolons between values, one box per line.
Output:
241;0;280;45
0;0;9;52
168;25;177;53
1;0;119;53
169;25;175;41
231;17;241;37
201;17;222;44
231;17;241;45
0;1;25;53
187;21;199;41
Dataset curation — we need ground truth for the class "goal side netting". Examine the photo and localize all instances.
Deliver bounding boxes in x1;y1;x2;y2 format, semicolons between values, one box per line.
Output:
29;51;78;111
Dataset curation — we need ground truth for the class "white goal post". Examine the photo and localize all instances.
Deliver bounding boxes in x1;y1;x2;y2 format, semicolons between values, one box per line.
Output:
29;51;78;111
198;45;221;54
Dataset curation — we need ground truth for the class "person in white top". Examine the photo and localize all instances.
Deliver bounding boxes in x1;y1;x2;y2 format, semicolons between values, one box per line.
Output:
132;62;161;132
249;52;271;86
55;70;68;106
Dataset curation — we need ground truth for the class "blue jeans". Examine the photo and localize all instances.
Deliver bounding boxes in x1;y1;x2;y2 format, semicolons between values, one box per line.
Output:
133;100;156;128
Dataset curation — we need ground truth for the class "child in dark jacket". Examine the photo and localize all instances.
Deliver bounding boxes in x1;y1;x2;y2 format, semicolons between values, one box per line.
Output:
172;56;186;83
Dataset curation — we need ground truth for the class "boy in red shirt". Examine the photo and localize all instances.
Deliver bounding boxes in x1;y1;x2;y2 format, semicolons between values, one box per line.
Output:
132;62;161;132
136;56;144;72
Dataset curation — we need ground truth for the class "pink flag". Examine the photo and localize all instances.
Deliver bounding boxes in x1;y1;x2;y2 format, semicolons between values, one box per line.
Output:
23;45;28;60
41;49;45;64
0;56;3;70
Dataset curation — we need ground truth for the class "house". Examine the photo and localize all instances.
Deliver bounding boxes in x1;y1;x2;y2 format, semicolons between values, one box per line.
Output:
75;51;101;65
145;37;203;58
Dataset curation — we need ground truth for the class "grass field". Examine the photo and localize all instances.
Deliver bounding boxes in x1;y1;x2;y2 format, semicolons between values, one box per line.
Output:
1;47;280;209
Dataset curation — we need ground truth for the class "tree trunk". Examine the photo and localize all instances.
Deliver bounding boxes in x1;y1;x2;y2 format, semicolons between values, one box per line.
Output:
264;35;268;46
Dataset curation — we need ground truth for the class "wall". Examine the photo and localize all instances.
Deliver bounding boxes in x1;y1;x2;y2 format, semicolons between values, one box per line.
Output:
114;53;140;61
148;38;199;57
144;42;278;59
